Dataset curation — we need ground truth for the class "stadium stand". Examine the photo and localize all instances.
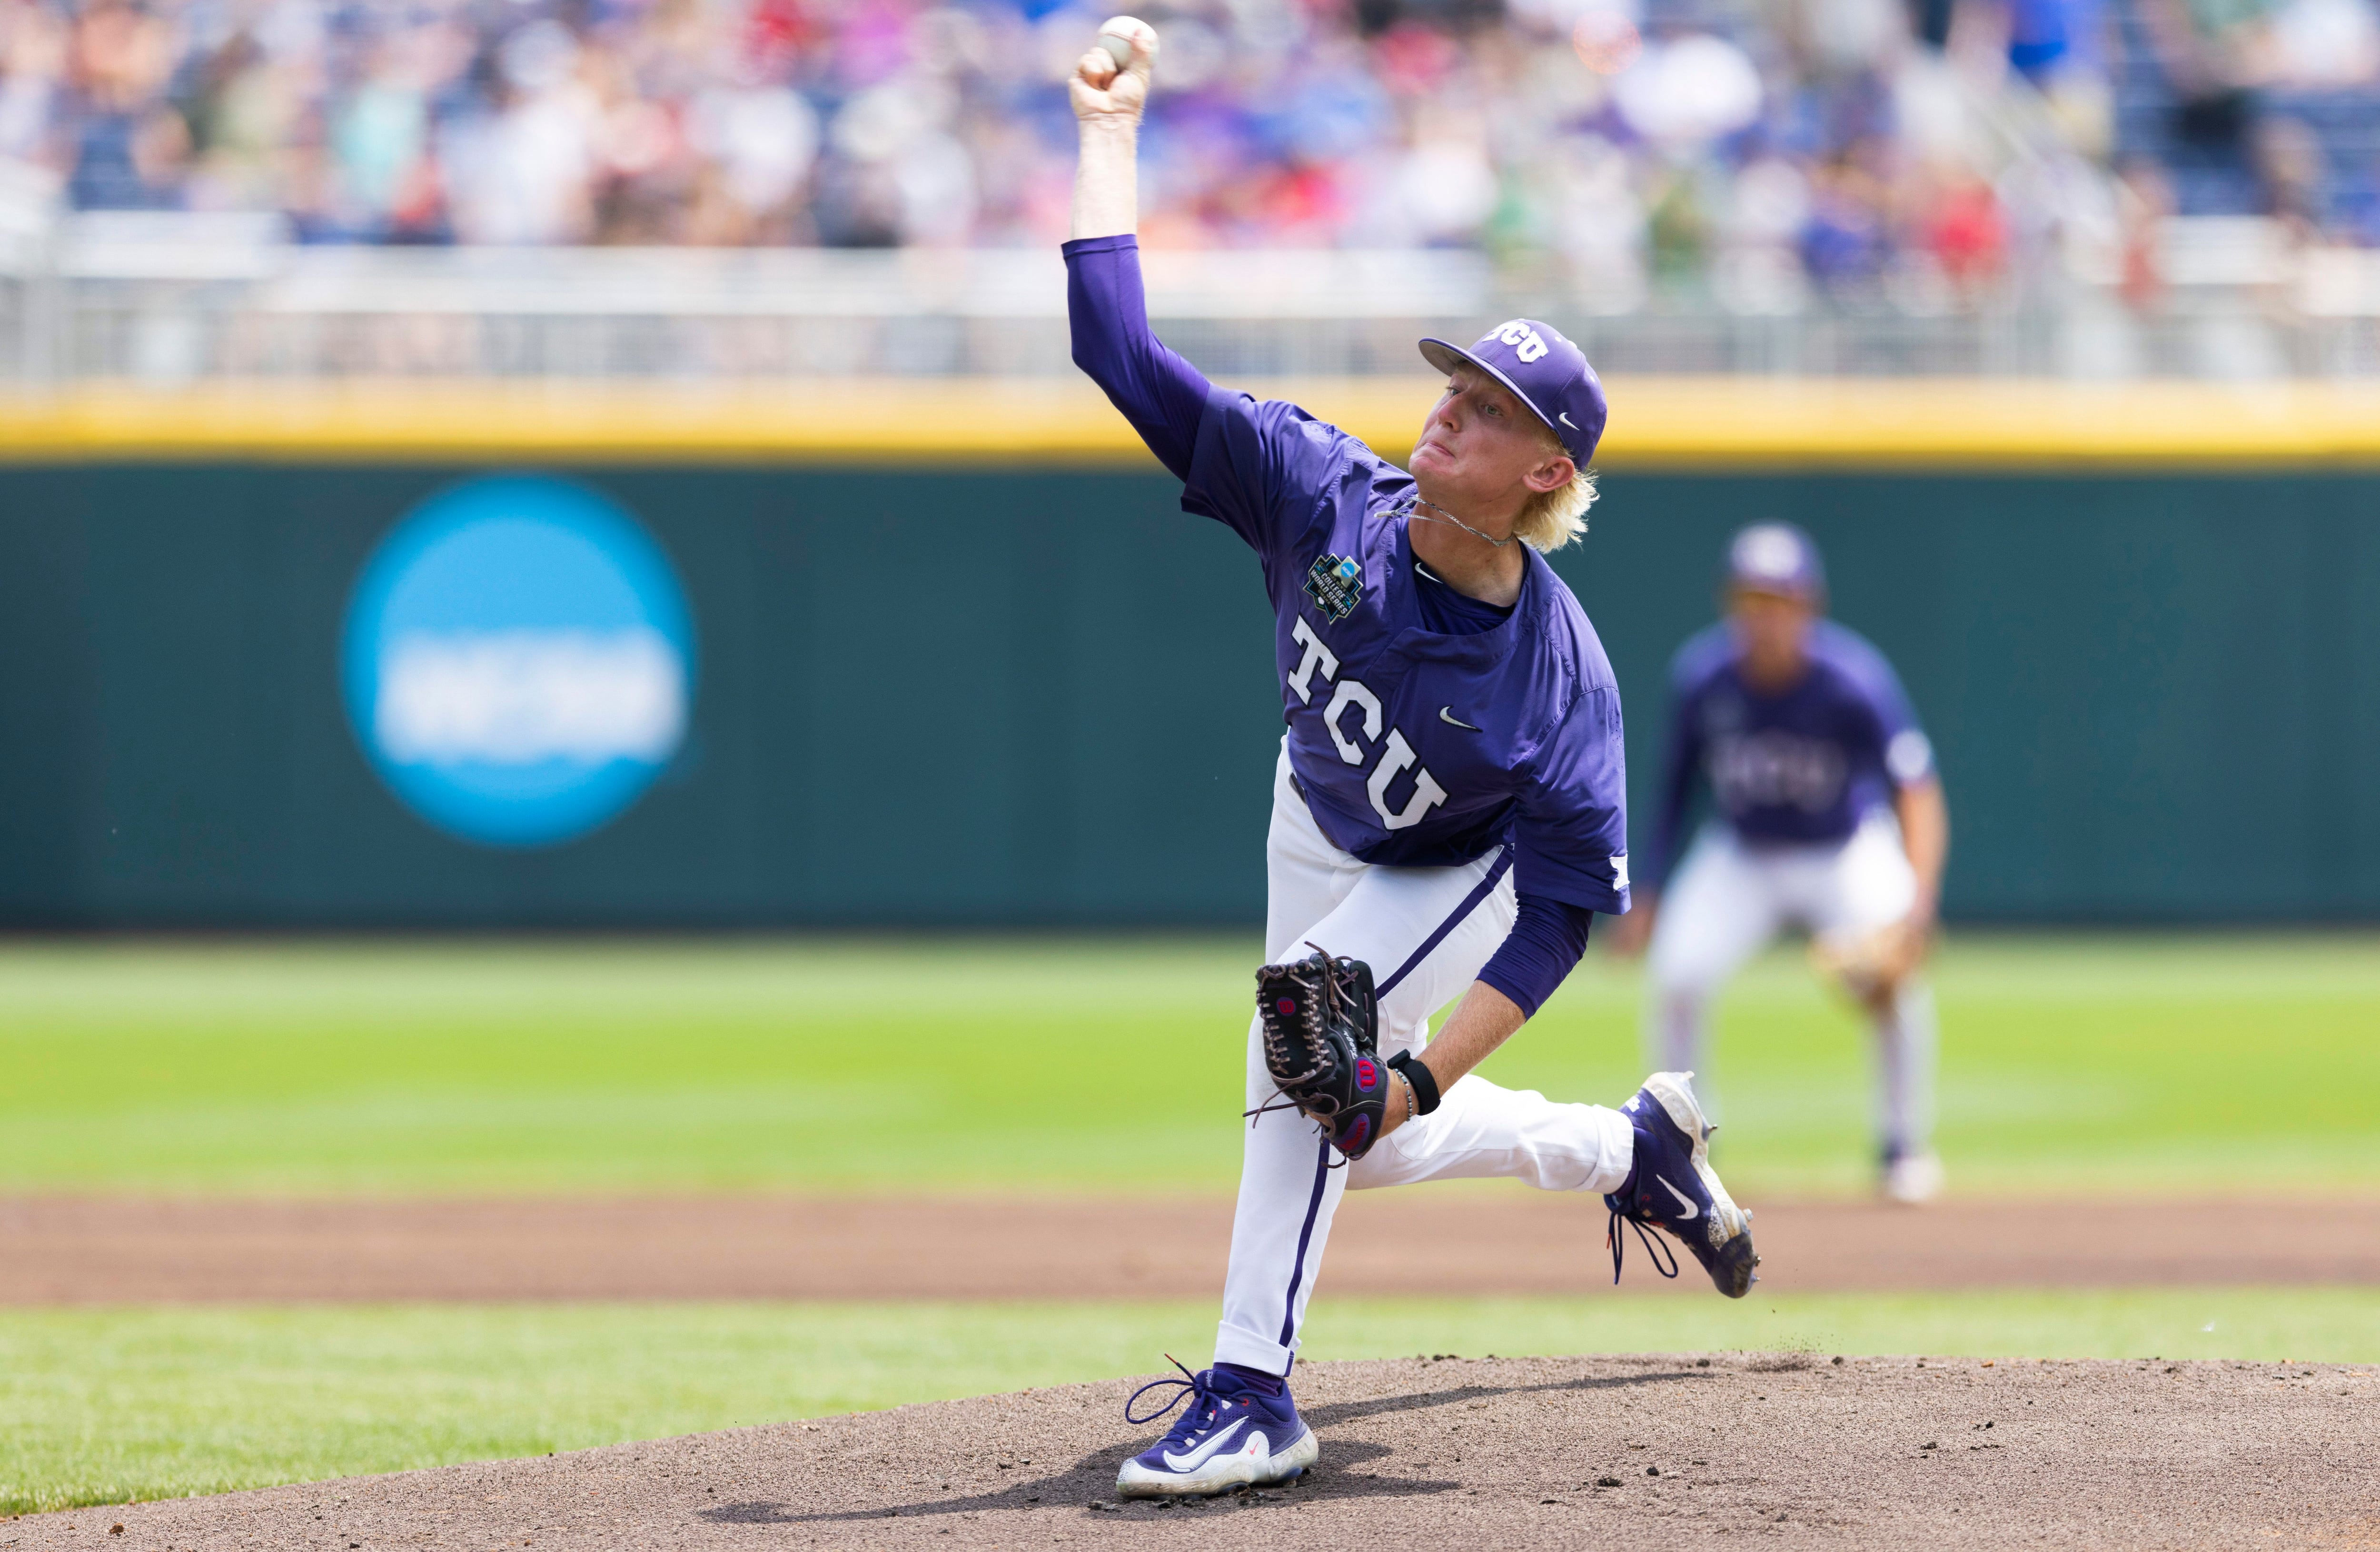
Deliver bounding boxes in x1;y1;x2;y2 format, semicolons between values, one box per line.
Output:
0;0;2325;269
1;0;2378;381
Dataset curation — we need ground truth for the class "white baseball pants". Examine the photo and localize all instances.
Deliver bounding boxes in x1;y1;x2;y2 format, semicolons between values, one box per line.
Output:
1645;816;1936;1160
1213;745;1636;1377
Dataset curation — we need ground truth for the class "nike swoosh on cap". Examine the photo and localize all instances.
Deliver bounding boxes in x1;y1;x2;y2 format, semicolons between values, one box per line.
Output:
1161;1416;1248;1472
1439;707;1480;731
1560;412;1579;429
1658;1175;1700;1221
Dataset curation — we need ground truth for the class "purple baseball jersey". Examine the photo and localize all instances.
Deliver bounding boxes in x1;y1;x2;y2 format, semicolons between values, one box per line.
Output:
1065;233;1627;1010
1180;392;1631;913
1649;618;1935;885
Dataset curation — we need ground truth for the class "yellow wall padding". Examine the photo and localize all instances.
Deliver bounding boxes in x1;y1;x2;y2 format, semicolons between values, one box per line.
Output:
4;377;2380;467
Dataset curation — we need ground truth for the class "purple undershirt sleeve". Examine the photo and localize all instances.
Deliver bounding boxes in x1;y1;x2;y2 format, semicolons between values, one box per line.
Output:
1646;690;1701;892
1476;892;1596;1020
1063;234;1212;481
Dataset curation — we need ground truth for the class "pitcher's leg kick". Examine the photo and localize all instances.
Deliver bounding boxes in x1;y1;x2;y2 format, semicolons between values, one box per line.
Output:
1115;755;1758;1500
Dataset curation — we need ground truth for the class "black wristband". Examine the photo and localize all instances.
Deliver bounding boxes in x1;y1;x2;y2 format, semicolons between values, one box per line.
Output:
1388;1052;1442;1115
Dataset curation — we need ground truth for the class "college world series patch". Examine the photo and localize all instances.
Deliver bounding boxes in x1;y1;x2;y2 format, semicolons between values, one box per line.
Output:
1303;553;1364;622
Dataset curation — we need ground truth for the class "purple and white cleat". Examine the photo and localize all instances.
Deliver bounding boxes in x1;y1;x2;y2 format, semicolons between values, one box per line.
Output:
1605;1070;1760;1298
1114;1359;1318;1498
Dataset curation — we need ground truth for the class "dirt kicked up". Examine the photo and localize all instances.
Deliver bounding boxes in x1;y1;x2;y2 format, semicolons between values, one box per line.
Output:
11;1355;2376;1551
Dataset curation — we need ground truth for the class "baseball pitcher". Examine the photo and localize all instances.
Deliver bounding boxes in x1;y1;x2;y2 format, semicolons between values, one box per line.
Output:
1068;18;1758;1501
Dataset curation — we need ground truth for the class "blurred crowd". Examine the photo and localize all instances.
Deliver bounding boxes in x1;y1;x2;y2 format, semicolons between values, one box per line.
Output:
0;0;2375;298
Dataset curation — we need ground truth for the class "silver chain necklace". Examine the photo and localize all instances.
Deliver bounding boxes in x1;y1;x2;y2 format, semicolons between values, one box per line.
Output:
1400;492;1513;548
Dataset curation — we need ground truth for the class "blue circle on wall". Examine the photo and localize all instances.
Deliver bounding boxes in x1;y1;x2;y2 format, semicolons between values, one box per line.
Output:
342;475;696;849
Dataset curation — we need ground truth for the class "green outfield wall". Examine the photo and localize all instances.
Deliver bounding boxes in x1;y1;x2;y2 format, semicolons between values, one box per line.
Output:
0;460;2372;927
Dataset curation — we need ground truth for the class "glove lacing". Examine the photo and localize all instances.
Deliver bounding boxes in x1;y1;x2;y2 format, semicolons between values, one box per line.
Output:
1244;947;1357;1164
1255;948;1335;1089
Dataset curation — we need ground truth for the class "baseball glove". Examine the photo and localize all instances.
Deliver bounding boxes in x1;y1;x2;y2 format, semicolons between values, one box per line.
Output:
1808;919;1926;1004
1251;950;1388;1161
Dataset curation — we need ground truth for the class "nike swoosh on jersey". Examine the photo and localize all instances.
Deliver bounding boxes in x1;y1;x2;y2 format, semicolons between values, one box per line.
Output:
1161;1416;1249;1472
1658;1175;1700;1221
1439;707;1481;731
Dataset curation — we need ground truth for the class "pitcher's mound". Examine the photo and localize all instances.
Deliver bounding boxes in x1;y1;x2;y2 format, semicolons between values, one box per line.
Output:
22;1354;2380;1550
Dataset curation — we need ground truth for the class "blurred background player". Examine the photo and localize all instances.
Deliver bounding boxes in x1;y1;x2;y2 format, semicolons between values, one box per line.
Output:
1066;15;1756;1501
1612;523;1951;1205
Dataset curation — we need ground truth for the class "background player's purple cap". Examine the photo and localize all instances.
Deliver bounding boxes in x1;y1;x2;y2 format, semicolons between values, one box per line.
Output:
1725;522;1827;603
1418;320;1606;467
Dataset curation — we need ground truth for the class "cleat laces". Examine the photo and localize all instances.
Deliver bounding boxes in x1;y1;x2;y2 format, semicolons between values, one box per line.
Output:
1124;1357;1235;1444
1606;1207;1681;1285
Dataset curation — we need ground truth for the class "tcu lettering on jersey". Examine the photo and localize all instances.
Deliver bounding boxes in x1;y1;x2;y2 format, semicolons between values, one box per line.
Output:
1289;617;1448;830
1708;730;1847;815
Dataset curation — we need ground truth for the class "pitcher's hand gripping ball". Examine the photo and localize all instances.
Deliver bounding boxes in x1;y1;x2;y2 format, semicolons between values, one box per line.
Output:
1253;952;1388;1160
1071;15;1155;120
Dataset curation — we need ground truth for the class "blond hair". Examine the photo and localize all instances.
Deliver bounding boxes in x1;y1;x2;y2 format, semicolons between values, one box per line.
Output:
1513;426;1598;552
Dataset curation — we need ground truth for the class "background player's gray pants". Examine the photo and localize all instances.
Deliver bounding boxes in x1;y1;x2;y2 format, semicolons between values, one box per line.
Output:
1646;817;1937;1161
1214;747;1635;1378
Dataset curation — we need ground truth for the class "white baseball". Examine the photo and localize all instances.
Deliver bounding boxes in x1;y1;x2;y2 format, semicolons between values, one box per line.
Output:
1095;16;1147;67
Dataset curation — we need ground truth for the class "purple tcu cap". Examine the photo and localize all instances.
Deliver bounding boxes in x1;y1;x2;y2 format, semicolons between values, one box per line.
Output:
1418;319;1607;467
1725;522;1827;602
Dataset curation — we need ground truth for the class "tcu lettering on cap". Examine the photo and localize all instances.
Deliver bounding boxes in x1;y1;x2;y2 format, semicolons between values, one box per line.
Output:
1494;320;1551;363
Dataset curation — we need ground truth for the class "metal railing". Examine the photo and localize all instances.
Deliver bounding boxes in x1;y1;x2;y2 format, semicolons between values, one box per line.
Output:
5;193;2380;383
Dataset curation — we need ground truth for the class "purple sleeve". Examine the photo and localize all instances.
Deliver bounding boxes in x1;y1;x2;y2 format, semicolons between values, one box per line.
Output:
1069;234;1353;562
1478;893;1595;1018
1064;234;1211;481
1646;680;1703;891
1512;686;1631;914
1854;657;1935;789
1177;385;1351;564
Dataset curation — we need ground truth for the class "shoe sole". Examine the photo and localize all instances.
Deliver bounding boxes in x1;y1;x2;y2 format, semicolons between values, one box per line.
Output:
1881;1152;1946;1205
1114;1426;1319;1499
1641;1071;1761;1299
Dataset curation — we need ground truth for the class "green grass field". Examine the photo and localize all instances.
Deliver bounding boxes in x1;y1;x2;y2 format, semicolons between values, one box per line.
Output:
2;933;2375;1197
8;1291;2378;1515
5;933;2376;1516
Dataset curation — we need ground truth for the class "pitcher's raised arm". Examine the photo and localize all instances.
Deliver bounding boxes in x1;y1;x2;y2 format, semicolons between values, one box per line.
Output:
1069;17;1154;242
1062;19;1215;481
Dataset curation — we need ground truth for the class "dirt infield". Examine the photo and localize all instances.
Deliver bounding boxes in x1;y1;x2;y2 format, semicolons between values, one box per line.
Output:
11;1354;2377;1550
6;1194;2379;1303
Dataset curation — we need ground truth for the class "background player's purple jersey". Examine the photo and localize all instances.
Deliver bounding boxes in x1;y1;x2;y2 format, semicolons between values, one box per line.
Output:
1648;619;1934;886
